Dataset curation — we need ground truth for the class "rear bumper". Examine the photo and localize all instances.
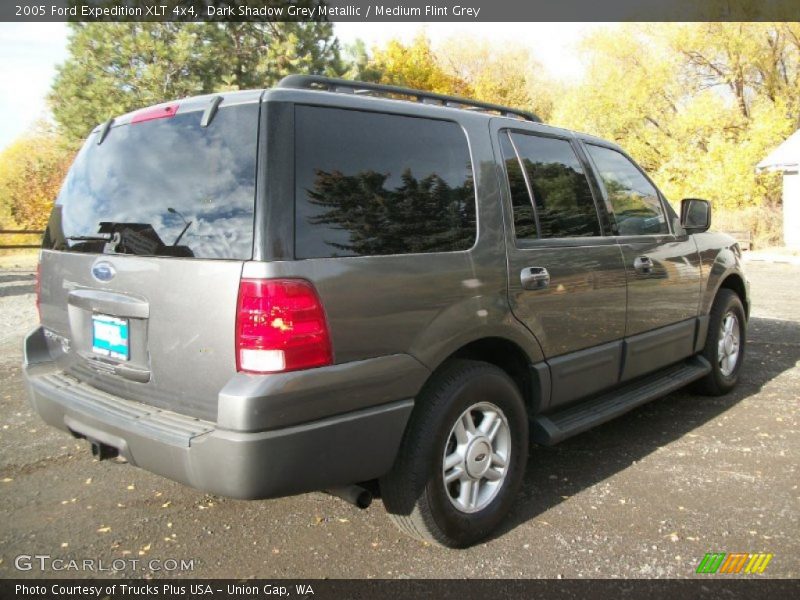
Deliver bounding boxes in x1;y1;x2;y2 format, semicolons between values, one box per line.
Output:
23;327;414;499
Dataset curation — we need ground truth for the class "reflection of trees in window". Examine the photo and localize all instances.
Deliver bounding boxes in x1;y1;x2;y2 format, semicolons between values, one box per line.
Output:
306;167;476;256
602;178;665;235
505;157;537;239
522;160;600;238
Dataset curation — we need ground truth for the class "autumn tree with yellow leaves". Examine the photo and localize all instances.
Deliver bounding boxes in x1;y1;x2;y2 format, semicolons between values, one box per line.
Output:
552;23;799;245
0;124;76;231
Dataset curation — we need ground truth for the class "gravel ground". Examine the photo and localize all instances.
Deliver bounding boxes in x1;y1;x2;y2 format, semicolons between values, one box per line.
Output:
0;261;797;579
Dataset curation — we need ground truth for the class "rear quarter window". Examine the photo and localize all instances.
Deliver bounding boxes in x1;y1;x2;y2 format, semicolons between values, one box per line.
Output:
294;106;476;258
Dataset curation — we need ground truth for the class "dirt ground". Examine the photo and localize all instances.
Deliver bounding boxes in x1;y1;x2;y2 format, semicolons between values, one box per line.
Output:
0;261;797;579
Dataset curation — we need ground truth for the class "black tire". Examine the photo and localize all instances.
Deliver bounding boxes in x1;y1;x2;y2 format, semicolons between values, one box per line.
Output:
380;359;528;548
694;289;747;396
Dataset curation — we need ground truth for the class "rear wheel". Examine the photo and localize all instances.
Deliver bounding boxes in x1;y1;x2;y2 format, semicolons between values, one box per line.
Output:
695;289;746;395
380;360;528;547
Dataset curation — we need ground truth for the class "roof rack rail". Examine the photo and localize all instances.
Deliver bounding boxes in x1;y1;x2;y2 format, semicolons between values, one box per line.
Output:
276;75;541;123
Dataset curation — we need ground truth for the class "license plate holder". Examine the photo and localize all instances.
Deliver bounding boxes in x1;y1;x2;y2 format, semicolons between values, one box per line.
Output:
91;314;129;361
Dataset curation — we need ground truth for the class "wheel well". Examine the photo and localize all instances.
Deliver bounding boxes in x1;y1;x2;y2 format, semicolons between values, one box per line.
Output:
448;337;539;414
718;273;748;318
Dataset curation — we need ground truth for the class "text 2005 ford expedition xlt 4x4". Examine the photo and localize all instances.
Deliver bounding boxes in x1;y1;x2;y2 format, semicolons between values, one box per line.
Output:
24;76;750;547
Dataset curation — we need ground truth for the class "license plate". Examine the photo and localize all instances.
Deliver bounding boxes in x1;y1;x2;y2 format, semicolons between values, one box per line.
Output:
91;314;129;361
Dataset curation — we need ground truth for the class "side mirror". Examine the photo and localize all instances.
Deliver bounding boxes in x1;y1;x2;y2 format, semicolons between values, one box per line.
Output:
680;198;711;233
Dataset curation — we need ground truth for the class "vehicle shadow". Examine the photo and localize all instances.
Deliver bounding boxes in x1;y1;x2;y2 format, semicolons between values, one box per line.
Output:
495;315;800;539
0;272;35;298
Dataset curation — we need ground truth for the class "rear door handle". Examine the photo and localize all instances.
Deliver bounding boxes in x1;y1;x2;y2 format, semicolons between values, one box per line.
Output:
520;266;550;290
633;256;654;274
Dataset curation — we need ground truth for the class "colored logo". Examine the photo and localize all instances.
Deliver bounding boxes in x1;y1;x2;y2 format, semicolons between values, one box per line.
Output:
91;261;116;282
696;552;773;574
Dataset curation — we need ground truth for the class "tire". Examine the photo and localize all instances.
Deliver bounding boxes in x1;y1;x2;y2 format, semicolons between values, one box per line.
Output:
380;359;528;548
694;289;747;396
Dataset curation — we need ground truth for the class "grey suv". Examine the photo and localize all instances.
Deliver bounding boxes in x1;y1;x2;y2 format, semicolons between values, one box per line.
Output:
24;76;749;547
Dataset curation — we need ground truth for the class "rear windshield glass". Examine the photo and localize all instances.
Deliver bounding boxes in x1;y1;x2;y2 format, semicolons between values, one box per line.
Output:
44;103;259;260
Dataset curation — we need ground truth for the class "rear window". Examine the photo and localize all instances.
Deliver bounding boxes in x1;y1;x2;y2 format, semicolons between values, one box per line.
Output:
44;103;259;259
294;106;476;258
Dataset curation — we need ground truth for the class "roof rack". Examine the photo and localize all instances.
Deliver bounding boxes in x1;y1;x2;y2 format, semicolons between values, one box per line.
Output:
276;75;541;123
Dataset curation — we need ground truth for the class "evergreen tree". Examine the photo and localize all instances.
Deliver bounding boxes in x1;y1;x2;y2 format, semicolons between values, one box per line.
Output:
50;20;343;140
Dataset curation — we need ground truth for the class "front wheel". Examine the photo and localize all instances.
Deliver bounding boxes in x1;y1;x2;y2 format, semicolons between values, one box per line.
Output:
695;289;747;395
380;360;528;547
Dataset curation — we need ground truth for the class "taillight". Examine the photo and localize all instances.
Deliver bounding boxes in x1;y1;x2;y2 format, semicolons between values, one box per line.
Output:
130;103;179;125
35;260;41;323
235;279;332;374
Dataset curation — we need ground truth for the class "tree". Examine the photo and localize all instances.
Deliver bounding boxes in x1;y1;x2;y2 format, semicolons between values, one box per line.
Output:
203;22;344;90
50;21;344;140
553;23;797;214
341;39;383;82
436;37;557;121
0;124;76;229
368;34;469;96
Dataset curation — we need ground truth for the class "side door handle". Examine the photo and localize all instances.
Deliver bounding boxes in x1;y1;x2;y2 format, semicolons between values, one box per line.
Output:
633;256;654;274
520;266;550;290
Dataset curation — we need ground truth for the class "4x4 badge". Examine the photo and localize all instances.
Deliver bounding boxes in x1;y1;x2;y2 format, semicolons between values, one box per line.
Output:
91;261;115;282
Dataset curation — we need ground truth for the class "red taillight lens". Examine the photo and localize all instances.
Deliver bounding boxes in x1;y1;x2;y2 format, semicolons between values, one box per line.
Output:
35;261;41;323
130;103;179;124
235;279;332;374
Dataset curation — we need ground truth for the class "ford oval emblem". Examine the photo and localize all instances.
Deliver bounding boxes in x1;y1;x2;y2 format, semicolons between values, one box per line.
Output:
92;261;116;282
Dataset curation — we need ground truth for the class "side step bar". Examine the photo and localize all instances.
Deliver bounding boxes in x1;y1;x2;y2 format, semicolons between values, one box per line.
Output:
532;356;711;446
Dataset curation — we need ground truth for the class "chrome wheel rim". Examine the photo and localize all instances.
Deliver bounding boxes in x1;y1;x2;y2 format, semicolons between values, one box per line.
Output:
718;311;741;377
442;401;511;514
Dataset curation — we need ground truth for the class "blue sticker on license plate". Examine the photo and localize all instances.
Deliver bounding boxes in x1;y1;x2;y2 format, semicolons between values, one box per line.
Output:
91;314;129;361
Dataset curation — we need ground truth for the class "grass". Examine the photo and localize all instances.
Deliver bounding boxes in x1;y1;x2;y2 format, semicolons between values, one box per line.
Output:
0;250;39;270
713;203;783;250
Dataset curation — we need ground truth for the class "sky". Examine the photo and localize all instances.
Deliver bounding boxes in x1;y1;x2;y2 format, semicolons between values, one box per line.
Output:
0;22;601;151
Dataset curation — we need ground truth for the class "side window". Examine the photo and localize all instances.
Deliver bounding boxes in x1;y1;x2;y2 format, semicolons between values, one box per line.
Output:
294;106;476;258
499;132;537;239
509;133;601;238
585;144;669;236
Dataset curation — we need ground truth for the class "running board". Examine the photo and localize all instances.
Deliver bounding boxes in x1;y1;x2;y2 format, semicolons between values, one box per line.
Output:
532;356;711;446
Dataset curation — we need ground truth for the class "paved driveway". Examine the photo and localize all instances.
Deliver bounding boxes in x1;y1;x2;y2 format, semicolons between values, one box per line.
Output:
0;262;797;578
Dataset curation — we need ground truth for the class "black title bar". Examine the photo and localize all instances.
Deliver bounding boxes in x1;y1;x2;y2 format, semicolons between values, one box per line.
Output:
4;0;800;22
3;579;800;600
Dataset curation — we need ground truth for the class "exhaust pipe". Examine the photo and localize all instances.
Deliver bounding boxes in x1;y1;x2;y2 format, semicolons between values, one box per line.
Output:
91;441;119;461
324;485;373;509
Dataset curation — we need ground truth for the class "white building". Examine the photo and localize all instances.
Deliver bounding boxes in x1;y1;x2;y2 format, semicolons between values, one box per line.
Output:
757;129;800;248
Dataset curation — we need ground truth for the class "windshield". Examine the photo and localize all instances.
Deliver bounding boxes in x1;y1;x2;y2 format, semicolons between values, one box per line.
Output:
44;102;259;260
